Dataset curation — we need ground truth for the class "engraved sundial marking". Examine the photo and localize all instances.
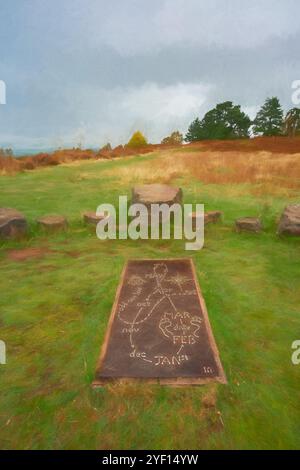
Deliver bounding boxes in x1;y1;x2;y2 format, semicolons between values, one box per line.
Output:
117;263;200;366
93;259;227;386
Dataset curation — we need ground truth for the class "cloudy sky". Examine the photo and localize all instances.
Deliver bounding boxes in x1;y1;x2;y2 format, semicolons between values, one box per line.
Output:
0;0;299;151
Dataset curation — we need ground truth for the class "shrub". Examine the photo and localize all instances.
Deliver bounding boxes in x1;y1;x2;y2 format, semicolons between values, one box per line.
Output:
161;131;183;145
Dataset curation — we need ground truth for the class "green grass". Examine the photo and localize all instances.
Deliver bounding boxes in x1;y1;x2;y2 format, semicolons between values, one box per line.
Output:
0;154;299;449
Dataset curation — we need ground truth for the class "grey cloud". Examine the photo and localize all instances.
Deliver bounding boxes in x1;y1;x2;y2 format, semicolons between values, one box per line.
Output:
0;0;299;150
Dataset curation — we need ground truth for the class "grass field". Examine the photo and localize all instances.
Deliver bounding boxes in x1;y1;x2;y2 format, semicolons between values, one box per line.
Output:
0;145;300;449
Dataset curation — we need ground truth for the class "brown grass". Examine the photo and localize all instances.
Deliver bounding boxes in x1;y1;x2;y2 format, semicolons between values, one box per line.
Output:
179;150;300;188
185;136;300;154
104;144;300;196
1;138;300;196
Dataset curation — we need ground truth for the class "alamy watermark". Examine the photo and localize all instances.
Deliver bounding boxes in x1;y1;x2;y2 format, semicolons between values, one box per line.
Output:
291;340;300;365
0;340;6;365
0;80;6;104
95;196;204;251
291;80;300;105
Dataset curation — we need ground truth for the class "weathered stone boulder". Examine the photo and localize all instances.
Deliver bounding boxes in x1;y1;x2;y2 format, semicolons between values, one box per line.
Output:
0;208;28;239
37;215;68;232
278;204;300;236
132;184;182;207
83;211;109;225
235;217;262;233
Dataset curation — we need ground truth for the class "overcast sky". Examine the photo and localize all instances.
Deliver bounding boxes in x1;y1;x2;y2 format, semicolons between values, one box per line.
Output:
0;0;300;151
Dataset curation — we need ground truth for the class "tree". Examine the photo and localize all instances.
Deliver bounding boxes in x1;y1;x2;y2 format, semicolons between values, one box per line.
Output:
185;102;251;142
185;118;202;142
161;131;183;145
126;131;147;148
99;142;112;152
284;107;300;137
253;97;284;136
0;148;13;158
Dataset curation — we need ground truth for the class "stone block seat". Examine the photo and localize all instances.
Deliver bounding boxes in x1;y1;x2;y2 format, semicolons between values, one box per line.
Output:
278;204;300;236
37;215;68;232
0;207;28;239
235;217;262;233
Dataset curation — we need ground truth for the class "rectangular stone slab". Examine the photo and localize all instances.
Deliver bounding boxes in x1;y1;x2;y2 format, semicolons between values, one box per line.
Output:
93;259;226;386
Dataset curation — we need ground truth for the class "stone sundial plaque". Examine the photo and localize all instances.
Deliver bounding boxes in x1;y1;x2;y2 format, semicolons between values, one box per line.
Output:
93;259;226;386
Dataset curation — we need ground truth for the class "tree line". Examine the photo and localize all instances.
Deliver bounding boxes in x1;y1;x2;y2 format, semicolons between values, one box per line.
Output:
185;97;300;142
124;97;300;149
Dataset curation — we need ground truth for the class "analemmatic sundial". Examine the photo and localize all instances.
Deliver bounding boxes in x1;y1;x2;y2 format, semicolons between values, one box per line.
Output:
93;259;226;386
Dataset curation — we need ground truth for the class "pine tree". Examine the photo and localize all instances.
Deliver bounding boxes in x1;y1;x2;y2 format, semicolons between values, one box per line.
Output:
253;97;284;136
185;118;202;142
